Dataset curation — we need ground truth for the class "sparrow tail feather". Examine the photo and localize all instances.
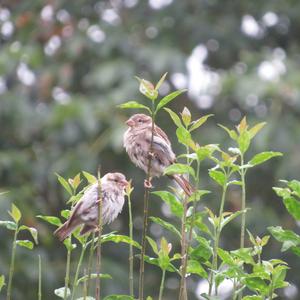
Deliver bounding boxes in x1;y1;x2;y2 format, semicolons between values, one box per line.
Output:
170;174;194;196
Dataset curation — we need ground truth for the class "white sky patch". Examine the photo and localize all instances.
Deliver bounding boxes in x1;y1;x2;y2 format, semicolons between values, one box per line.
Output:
87;25;106;43
145;26;158;39
52;87;71;105
149;0;173;10
17;63;36;86
284;283;298;299
241;15;264;38
186;44;220;109
0;77;7;94
44;35;61;56
262;11;278;27
56;9;71;23
102;9;121;25
124;0;139;7
40;5;54;21
196;278;233;299
171;73;187;89
257;59;286;82
0;7;10;21
1;21;14;37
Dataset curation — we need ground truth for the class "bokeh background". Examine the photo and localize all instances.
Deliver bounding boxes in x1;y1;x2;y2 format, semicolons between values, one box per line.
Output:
1;0;300;299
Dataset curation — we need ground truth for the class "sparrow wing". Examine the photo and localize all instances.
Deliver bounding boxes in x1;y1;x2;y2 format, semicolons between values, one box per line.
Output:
152;133;176;165
154;125;171;145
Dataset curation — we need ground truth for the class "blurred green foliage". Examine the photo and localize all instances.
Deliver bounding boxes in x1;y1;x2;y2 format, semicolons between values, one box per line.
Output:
0;0;300;299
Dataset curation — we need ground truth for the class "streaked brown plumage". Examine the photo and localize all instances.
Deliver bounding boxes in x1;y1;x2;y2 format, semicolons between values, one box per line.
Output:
54;172;128;241
123;114;193;195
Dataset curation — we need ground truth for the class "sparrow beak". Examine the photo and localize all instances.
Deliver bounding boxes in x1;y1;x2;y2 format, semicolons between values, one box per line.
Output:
121;179;129;187
126;119;135;127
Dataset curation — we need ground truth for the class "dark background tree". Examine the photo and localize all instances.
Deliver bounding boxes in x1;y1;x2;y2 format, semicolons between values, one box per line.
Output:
0;0;299;299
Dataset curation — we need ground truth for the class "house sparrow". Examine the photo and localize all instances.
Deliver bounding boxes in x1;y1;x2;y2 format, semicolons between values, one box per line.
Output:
123;114;193;195
54;172;128;241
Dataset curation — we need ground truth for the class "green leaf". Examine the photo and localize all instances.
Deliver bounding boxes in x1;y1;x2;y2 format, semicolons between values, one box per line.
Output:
146;236;158;255
118;101;151;113
248;122;266;139
164;163;195;179
16;240;34;249
61;209;71;219
221;209;248;230
136;77;158;101
82;171;97;184
227;180;242;186
187;260;208;278
196;144;219;161
231;247;255;265
181;107;191;127
63;238;77;251
37;215;62;227
283;196;300;220
238;131;251;154
150;217;181;238
155;72;168;91
268;226;300;251
190;237;213;261
77;273;112;285
54;287;71;298
249;151;282;166
176;127;193;147
287;180;300;198
188;189;211;203
19;225;38;244
209;169;226;186
156;89;186;112
189;114;213;132
9;204;21;223
142;255;177;272
218;124;238;140
164;108;183;128
55;173;72;195
0;220;17;231
0;275;5;292
217;248;235;266
244;277;268;295
101;234;141;249
152;191;183;217
103;296;134;300
273;187;291;199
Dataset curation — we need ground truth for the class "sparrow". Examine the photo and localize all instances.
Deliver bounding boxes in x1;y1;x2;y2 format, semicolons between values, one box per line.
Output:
123;113;193;195
54;172;128;241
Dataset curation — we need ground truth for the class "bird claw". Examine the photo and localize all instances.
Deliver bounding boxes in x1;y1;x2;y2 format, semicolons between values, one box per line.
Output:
144;179;153;189
148;152;155;159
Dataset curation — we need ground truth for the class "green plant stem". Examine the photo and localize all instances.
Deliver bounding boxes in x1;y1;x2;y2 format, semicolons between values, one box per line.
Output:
38;255;42;300
179;195;188;300
128;192;134;297
158;270;166;300
71;241;87;300
138;109;156;300
208;184;227;296
269;277;274;300
238;155;246;300
178;144;192;300
240;155;246;249
187;161;201;252
85;232;96;299
96;169;103;300
64;238;72;300
6;225;18;300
